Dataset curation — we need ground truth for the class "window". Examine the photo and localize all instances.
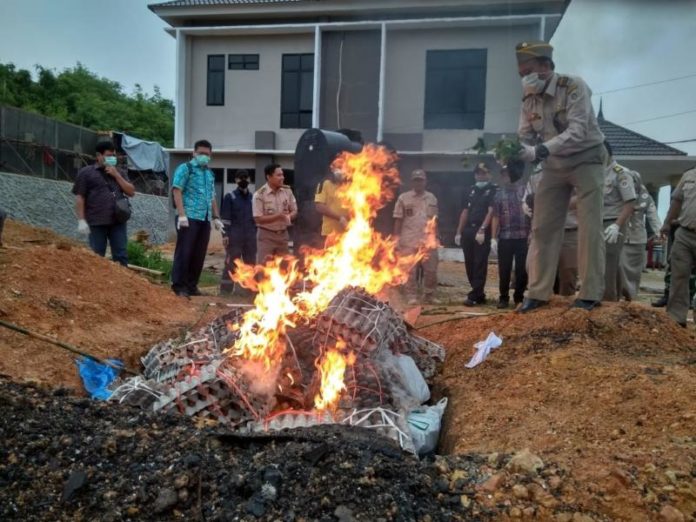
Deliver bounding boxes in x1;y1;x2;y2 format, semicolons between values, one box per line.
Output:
207;54;225;106
228;54;259;70
281;53;314;129
424;49;487;129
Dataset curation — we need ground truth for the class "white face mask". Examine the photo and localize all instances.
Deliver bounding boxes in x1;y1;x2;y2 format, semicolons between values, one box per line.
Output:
521;72;547;94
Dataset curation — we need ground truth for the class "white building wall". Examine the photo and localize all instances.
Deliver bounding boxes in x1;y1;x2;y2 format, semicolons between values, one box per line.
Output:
384;24;540;150
188;33;314;150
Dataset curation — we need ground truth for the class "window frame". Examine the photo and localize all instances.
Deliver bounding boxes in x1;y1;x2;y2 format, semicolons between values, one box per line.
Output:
423;49;487;130
280;53;314;129
207;54;225;106
228;54;260;71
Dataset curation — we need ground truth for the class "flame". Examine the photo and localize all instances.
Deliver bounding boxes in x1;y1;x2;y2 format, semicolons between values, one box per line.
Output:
225;256;301;368
314;342;355;411
228;144;439;398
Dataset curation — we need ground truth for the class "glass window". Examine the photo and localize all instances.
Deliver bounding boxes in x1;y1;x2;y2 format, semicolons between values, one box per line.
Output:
424;49;487;129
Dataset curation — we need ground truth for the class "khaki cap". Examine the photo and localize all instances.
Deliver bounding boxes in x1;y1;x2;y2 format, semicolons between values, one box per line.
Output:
516;41;553;64
411;169;427;180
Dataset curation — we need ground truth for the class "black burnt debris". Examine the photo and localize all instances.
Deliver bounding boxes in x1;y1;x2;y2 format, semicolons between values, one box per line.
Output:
1;377;510;521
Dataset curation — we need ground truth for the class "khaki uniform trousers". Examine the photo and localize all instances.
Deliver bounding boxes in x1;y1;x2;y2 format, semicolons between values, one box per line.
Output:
399;245;438;298
603;221;626;302
619;243;646;300
557;228;579;296
527;146;607;302
256;227;290;264
667;227;696;324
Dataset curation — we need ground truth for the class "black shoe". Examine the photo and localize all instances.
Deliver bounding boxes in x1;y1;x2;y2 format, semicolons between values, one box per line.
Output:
516;298;548;313
651;294;668;307
572;299;601;311
189;287;203;296
174;289;190;298
463;297;485;307
497;298;510;309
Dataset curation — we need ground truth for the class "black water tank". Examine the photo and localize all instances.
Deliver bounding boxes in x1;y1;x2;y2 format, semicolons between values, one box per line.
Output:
293;129;363;249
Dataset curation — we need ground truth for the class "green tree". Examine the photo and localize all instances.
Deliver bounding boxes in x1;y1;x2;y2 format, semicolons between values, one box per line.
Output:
0;62;174;147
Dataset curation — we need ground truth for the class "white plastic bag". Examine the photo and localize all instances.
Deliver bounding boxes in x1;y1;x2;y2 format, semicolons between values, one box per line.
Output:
465;332;502;368
408;398;448;455
395;354;430;404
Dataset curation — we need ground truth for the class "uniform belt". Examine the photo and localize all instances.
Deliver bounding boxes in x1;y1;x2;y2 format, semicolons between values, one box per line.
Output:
259;227;286;234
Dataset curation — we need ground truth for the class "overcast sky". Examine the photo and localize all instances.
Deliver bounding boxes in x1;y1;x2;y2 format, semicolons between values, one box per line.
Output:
1;0;695;160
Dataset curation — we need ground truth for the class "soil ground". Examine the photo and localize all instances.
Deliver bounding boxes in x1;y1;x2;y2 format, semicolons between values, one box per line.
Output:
1;219;694;521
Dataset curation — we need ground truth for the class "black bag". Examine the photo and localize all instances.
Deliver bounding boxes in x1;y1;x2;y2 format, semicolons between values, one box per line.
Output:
114;196;132;223
102;171;132;223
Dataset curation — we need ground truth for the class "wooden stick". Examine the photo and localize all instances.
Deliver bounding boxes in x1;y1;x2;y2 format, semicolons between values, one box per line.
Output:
0;319;139;375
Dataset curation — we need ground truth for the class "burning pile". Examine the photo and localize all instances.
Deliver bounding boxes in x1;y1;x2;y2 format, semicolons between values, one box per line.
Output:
112;144;446;453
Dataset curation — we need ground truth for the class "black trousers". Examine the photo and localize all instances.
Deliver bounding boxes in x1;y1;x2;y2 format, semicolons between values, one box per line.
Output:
462;226;491;301
498;238;528;303
172;217;211;293
220;230;257;289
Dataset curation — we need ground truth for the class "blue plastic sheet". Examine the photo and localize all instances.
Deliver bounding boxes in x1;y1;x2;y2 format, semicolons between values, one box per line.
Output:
75;357;123;400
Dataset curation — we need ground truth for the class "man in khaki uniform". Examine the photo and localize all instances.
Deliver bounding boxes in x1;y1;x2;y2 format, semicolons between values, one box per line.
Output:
524;169;579;296
620;179;660;300
602;143;636;301
393;169;439;304
662;167;696;327
514;40;607;312
252;164;298;263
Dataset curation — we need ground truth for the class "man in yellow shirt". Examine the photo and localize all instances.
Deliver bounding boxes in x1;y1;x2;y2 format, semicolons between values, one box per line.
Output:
314;169;350;244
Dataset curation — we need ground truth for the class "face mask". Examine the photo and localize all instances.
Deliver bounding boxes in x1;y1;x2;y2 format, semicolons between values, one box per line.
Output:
521;72;546;94
103;156;117;167
475;181;488;188
237;179;249;189
195;154;210;166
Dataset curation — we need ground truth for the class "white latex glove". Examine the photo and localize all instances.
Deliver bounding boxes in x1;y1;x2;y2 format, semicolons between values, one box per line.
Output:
177;216;189;230
490;238;498;256
604;223;620;244
454;234;461;247
475;231;485;245
77;219;89;235
213;218;224;232
520;144;537;162
522;201;533;218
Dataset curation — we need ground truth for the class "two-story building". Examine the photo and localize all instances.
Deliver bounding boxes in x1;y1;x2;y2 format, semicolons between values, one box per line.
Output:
150;0;567;222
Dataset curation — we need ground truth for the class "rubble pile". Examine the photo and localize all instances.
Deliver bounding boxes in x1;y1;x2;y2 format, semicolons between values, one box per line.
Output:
112;287;446;453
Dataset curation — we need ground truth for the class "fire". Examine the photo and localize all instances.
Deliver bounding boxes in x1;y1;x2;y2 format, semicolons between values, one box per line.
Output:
314;342;355;411
225;256;301;368
228;143;439;400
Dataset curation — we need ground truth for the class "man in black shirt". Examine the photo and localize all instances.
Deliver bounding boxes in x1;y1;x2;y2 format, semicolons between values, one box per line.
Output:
455;163;498;306
72;141;135;266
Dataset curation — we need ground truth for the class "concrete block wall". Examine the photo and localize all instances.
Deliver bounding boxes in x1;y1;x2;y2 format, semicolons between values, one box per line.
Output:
0;172;172;244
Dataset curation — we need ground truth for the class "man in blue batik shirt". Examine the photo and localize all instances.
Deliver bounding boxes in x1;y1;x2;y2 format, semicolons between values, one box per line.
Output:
171;139;224;297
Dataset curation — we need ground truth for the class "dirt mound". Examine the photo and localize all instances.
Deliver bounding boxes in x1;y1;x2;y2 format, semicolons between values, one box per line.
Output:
0;220;209;390
423;300;696;521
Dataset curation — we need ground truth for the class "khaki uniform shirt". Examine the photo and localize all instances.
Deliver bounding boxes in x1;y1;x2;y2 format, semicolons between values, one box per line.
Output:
518;72;605;156
393;190;438;248
603;161;637;221
252;184;298;232
625;184;659;244
672;168;696;230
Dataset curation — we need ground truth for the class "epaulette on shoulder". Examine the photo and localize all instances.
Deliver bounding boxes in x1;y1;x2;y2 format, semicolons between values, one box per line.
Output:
281;184;292;189
557;75;570;87
613;164;624;174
